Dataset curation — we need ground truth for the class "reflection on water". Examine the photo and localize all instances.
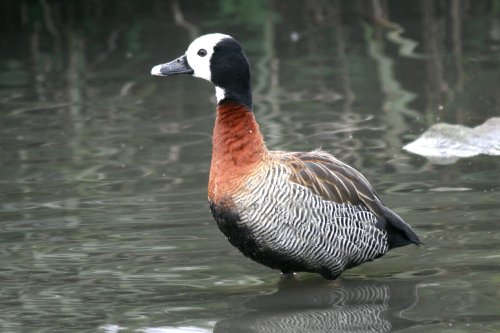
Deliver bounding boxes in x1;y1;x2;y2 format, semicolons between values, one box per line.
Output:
1;0;500;332
215;278;418;333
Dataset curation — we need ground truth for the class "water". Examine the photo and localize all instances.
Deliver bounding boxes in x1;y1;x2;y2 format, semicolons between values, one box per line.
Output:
1;1;500;332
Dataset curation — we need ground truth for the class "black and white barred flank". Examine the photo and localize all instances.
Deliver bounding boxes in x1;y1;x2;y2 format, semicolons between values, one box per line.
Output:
212;151;419;280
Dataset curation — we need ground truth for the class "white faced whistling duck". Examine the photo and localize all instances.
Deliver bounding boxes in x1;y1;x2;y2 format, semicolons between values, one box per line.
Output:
151;33;421;280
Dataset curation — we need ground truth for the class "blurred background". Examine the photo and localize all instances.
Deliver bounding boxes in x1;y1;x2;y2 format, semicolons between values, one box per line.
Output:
1;1;499;332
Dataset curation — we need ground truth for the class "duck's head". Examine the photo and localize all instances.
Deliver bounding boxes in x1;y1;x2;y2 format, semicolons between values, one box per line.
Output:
151;33;252;109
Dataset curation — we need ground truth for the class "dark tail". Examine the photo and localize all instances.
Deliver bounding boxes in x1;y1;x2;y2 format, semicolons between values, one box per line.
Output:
378;206;421;249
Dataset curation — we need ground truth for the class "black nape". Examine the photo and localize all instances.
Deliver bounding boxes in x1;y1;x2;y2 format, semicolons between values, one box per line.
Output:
210;38;252;109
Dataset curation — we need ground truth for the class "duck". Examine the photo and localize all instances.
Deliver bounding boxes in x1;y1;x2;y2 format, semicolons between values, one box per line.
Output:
151;33;421;280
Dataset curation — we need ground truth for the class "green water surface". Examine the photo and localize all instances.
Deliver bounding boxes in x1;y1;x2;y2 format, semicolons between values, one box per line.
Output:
1;1;499;332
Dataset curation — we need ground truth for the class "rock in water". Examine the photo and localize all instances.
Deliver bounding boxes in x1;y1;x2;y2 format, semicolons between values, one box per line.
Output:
404;117;500;164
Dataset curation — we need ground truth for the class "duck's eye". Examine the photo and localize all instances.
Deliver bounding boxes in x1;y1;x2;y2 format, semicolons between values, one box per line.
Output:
197;49;207;57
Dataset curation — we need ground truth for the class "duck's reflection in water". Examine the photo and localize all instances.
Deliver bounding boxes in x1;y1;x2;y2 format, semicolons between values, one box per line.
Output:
215;278;419;333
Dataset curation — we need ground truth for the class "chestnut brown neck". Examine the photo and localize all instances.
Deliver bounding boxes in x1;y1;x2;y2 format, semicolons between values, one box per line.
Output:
208;102;267;204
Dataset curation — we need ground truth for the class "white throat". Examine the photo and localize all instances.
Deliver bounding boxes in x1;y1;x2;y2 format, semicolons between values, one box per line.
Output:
215;86;226;103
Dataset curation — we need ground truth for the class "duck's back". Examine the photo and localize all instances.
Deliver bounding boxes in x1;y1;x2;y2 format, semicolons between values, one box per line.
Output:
211;150;420;280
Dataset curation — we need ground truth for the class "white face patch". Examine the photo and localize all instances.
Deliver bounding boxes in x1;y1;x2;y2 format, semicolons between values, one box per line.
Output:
185;33;231;82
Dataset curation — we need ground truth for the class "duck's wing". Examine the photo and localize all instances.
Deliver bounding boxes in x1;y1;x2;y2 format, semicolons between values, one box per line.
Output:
277;150;421;247
279;150;384;217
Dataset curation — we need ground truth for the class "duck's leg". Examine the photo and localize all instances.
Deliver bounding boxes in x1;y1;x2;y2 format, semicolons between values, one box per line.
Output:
280;271;296;280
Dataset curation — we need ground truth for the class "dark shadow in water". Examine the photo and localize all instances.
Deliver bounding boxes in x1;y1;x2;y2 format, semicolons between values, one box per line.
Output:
214;278;419;333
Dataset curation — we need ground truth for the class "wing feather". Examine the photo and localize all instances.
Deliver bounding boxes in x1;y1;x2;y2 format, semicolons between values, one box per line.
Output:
270;150;421;248
278;150;384;217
